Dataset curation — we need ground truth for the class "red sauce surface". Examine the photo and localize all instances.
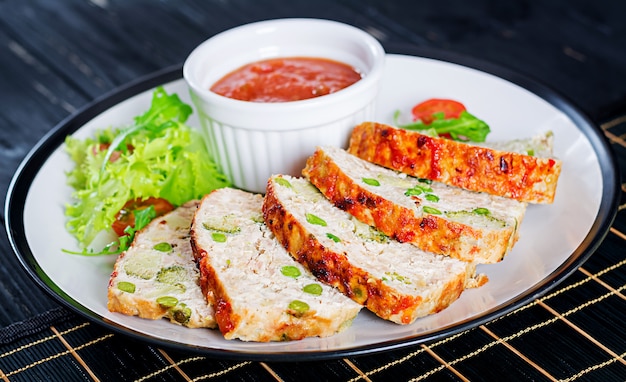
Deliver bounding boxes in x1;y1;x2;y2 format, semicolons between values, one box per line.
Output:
210;57;362;102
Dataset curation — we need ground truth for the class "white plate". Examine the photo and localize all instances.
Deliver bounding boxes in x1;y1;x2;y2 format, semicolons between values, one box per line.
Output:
6;53;619;361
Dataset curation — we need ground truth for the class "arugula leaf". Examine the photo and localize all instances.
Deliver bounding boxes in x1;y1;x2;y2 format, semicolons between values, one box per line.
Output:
394;110;490;142
117;205;157;252
133;205;158;233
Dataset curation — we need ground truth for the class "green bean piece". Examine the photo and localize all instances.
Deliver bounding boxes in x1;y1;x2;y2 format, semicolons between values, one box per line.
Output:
424;194;440;202
473;207;491;215
326;233;341;242
281;265;301;278
362;177;380;186
305;213;327;226
423;206;442;215
156;296;178;308
211;232;227;242
275;177;292;188
288;300;310;315
117;281;136;293
303;283;323;295
153;242;172;252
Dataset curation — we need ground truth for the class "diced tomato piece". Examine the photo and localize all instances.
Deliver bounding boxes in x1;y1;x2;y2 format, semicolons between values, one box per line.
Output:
411;98;467;124
112;197;174;236
92;143;134;163
92;143;111;156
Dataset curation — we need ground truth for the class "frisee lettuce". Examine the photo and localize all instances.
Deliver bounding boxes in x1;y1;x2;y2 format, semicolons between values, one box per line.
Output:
64;87;230;252
64;205;157;256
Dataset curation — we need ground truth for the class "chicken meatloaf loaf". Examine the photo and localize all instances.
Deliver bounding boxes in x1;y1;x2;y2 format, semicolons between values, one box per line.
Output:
348;122;562;204
303;146;527;263
108;200;216;328
190;188;362;342
263;176;486;325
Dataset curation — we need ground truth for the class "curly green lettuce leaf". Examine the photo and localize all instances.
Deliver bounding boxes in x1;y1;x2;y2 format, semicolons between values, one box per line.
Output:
64;87;230;251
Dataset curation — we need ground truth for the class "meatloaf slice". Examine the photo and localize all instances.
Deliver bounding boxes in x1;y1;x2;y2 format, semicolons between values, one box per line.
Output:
108;200;216;328
263;176;486;325
190;188;361;342
348;122;562;204
303;146;527;263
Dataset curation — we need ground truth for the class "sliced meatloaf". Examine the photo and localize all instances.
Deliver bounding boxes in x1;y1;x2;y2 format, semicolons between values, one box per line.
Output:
303;146;527;263
108;200;216;328
348;122;562;204
190;188;362;342
263;176;486;325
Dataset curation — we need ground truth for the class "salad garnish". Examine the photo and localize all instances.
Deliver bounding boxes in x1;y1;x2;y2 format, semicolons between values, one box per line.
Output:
394;98;490;142
64;87;230;255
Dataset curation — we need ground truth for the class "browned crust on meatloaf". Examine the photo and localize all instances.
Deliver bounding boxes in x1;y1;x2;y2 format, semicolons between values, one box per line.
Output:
188;238;216;308
302;148;515;263
262;179;469;324
347;122;562;204
188;194;240;340
193;251;238;339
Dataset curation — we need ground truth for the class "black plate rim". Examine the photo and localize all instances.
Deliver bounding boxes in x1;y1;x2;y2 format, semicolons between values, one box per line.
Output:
4;46;620;362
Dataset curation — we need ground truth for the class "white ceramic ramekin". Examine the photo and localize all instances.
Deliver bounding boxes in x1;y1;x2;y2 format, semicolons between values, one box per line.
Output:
183;18;385;193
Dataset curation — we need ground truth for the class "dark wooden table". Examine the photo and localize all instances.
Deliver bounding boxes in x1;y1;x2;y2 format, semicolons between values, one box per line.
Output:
1;1;625;380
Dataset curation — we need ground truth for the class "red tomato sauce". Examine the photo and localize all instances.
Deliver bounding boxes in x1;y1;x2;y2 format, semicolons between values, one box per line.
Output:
210;57;362;102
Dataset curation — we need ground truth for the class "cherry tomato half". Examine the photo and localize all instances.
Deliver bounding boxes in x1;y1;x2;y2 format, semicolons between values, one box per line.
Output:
411;98;467;124
112;197;174;236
